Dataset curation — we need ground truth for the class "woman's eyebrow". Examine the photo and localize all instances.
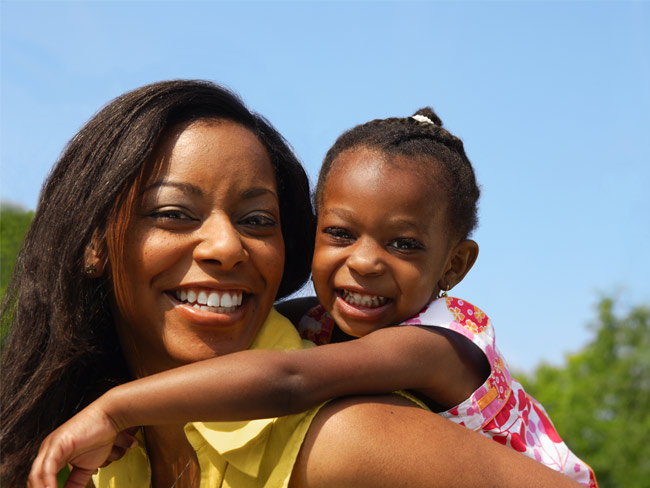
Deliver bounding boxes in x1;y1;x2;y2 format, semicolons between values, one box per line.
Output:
142;180;203;196
241;187;278;200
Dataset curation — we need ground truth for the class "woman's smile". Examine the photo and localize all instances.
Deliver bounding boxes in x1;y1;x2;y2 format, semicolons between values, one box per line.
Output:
167;287;248;326
173;288;244;312
112;119;285;375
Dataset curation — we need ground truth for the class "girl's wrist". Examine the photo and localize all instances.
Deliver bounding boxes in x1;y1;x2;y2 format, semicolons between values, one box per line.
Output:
98;384;133;433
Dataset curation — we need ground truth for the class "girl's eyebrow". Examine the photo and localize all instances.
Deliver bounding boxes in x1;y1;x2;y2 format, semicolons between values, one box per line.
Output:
323;207;424;231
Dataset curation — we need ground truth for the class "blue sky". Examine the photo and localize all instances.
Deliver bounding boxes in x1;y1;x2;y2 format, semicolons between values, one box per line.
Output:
1;0;649;371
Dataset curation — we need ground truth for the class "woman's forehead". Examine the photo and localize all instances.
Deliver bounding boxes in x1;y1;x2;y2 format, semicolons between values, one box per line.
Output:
144;119;274;187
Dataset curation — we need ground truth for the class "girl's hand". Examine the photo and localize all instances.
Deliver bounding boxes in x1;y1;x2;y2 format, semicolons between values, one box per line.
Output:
27;402;137;488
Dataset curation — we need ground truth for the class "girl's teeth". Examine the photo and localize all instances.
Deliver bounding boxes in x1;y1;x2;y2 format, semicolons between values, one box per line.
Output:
197;291;208;305
186;290;197;303
342;291;388;308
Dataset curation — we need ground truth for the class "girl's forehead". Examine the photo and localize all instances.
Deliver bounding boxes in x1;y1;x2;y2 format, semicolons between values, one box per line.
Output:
324;152;448;214
329;146;444;190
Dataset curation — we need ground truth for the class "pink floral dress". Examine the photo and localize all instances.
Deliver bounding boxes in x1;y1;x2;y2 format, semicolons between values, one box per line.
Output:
298;297;598;487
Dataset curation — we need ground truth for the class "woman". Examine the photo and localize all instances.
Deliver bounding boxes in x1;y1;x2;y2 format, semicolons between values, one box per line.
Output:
3;80;580;487
1;80;313;486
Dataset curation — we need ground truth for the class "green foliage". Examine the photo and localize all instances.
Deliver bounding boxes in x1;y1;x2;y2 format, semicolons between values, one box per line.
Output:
57;466;71;488
520;298;650;488
0;203;34;339
0;203;34;295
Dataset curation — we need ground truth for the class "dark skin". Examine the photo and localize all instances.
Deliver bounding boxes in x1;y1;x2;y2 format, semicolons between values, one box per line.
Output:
27;294;491;488
29;149;575;488
290;395;583;488
29;153;494;487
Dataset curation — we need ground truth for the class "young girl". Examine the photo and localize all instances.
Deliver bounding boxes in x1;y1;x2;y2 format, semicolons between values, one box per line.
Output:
29;109;597;488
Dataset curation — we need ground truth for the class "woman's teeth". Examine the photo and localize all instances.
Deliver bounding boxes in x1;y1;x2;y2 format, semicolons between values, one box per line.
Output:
341;290;389;308
175;289;243;313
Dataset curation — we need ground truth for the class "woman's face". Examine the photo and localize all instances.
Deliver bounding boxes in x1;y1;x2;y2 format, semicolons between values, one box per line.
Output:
112;119;285;377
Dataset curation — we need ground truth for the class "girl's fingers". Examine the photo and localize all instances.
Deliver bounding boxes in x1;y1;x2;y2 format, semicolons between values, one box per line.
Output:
100;430;139;466
113;430;138;450
64;466;97;488
102;445;128;466
28;439;63;488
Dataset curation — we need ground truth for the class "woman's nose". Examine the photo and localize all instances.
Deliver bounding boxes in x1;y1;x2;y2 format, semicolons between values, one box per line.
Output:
193;214;248;270
346;238;385;276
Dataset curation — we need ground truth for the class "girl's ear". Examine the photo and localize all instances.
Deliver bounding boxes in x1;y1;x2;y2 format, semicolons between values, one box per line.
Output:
84;234;108;278
439;240;479;291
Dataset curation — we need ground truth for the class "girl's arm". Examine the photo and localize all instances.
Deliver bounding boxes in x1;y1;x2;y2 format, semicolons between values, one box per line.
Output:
28;324;485;487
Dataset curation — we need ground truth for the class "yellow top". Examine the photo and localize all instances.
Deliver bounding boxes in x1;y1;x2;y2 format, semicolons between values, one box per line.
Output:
92;308;324;488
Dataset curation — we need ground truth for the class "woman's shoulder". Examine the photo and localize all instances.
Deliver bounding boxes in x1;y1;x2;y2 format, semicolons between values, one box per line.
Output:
289;393;584;488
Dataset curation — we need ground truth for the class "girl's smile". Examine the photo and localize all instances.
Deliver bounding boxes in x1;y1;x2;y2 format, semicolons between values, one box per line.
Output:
334;288;393;322
311;146;458;338
338;289;390;308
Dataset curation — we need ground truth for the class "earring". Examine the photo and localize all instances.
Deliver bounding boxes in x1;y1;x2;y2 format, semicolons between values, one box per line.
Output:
438;285;449;299
85;263;96;277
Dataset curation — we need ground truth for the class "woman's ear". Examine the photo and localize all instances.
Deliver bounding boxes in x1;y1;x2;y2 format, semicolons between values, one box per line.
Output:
84;235;108;278
439;240;479;291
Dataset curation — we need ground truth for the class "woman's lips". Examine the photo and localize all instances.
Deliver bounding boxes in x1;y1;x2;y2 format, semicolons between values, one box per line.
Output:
173;288;244;313
166;287;249;326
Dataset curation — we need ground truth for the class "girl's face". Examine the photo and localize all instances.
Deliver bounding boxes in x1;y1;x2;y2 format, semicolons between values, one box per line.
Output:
112;120;285;377
312;147;456;337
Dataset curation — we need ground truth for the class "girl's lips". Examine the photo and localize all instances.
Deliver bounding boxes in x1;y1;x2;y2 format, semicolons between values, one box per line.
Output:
338;289;389;308
334;290;393;321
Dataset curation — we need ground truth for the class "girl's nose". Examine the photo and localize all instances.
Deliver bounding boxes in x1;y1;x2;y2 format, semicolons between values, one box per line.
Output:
346;238;385;276
193;214;248;270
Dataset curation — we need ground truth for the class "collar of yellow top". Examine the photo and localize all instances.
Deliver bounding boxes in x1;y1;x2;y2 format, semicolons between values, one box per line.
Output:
93;307;313;485
184;307;310;478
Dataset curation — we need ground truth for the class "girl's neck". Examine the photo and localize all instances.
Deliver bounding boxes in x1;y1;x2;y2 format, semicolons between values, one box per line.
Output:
330;325;357;343
143;424;200;488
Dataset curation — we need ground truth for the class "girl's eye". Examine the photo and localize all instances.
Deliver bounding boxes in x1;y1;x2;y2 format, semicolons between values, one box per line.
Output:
323;227;354;241
388;238;423;251
240;214;277;227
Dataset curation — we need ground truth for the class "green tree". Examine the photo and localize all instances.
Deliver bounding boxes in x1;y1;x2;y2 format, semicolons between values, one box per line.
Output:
0;203;34;338
0;203;34;295
520;298;650;488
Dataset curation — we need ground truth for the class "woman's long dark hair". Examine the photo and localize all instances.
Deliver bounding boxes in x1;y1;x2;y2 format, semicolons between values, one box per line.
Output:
0;80;315;485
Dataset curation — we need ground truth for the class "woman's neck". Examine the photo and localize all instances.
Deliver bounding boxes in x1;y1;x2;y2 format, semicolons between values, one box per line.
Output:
143;424;200;488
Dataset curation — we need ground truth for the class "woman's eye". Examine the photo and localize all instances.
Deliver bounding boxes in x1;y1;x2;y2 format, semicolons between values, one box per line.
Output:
150;209;192;221
388;238;423;251
323;227;354;241
240;214;277;227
